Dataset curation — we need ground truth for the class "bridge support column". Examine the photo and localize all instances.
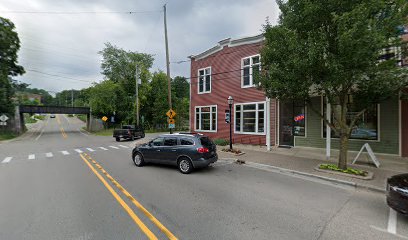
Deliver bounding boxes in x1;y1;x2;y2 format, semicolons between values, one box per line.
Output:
86;114;91;131
13;106;24;134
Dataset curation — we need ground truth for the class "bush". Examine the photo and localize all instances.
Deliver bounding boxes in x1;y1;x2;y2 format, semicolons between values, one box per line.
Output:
213;138;230;146
33;115;45;121
67;114;74;117
319;164;368;176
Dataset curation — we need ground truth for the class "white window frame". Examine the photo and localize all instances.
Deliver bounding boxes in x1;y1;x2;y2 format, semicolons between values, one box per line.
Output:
194;105;217;132
241;54;261;88
234;101;266;135
197;67;211;94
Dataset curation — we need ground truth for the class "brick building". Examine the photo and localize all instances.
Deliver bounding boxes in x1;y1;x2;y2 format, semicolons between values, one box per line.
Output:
190;34;408;157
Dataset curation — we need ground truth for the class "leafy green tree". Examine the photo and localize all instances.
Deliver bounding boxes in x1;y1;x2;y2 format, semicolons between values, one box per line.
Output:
172;76;190;129
0;17;24;115
98;42;154;125
145;72;169;128
89;80;125;119
258;0;408;169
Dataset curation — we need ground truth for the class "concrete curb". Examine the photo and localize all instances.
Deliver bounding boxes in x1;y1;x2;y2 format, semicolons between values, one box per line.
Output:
219;158;386;194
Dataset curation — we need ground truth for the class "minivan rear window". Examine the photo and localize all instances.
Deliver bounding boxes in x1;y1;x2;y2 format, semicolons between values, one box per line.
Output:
199;137;214;147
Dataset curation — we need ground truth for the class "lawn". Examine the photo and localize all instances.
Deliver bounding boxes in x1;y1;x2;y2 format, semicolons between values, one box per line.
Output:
0;132;17;141
84;127;113;136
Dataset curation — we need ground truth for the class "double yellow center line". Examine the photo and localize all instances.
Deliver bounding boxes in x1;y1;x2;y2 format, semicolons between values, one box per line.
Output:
79;153;177;240
56;115;67;138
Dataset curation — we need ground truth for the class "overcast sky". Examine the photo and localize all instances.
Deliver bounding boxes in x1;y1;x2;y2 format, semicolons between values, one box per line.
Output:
0;0;279;93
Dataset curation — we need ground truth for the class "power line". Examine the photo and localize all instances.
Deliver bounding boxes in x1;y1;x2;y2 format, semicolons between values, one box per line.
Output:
0;10;162;14
27;69;96;83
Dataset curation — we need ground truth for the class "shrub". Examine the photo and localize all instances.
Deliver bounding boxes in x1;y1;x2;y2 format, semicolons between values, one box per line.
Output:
319;164;368;176
213;138;230;146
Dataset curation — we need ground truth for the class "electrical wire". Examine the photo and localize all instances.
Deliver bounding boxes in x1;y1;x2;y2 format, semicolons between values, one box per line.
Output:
0;10;162;14
27;69;96;83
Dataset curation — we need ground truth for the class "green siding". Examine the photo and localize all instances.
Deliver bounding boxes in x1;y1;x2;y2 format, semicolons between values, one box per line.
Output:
294;97;399;154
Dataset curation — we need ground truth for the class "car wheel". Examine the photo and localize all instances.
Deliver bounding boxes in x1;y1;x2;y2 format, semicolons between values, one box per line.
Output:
133;152;144;167
131;135;135;141
141;133;145;138
116;137;120;142
178;157;193;174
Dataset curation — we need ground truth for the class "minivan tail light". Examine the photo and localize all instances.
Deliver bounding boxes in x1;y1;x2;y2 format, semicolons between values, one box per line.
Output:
197;147;209;153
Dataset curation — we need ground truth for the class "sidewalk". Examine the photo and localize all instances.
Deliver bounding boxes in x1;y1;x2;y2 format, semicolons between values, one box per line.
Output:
218;144;408;192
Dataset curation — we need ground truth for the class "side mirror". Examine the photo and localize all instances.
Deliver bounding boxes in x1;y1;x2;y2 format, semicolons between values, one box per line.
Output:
148;141;153;146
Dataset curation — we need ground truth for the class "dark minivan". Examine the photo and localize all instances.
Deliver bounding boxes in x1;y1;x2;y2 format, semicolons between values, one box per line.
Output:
132;133;218;174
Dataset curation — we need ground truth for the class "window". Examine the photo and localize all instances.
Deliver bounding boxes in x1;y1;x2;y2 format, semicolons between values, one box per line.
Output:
294;103;306;137
152;137;164;146
198;67;211;93
323;97;378;140
235;102;265;134
164;137;178;146
242;55;260;87
195;105;217;132
180;138;194;145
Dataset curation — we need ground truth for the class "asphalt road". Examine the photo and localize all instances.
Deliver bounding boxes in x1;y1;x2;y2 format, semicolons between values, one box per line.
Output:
0;114;407;240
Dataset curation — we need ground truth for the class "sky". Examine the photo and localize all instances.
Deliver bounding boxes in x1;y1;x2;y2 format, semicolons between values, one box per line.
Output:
0;0;279;93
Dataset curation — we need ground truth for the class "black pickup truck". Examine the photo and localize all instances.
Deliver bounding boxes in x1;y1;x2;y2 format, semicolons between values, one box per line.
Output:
113;125;145;142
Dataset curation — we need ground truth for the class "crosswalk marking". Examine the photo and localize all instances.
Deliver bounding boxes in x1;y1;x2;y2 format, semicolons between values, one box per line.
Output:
28;154;35;160
99;147;108;151
86;148;95;152
109;146;119;149
74;149;83;153
61;151;70;155
118;145;129;148
46;152;53;158
2;157;12;163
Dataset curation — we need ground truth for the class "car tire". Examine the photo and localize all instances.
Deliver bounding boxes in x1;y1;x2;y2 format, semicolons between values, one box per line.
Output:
178;157;193;174
133;152;144;167
131;135;135;141
116;137;120;142
141;133;145;138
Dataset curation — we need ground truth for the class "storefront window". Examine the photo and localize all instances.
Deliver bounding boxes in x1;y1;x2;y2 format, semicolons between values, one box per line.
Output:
293;104;306;136
195;105;217;132
323;98;378;140
235;102;265;134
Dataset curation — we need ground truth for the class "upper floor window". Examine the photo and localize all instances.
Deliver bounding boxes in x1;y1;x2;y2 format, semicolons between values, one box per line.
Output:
242;55;260;88
198;67;211;94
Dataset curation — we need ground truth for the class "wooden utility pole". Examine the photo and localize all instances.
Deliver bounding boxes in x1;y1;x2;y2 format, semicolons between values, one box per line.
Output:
135;65;139;126
163;4;173;134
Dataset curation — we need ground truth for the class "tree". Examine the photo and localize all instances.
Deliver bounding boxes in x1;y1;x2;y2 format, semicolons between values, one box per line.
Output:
0;16;24;115
172;76;190;129
88;80;124;119
258;0;408;169
98;42;154;125
145;72;170;128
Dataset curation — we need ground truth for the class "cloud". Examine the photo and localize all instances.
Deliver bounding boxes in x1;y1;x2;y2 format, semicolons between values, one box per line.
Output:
0;0;279;92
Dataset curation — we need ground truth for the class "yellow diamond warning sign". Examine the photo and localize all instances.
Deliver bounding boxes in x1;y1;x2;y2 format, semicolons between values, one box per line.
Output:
102;116;108;122
168;118;175;124
166;109;176;119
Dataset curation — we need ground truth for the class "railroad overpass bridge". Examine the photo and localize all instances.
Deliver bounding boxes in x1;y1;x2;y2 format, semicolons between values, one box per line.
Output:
15;105;91;133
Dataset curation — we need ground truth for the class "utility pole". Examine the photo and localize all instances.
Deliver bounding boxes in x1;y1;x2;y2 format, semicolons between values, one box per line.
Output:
135;65;139;126
71;89;74;107
163;4;173;134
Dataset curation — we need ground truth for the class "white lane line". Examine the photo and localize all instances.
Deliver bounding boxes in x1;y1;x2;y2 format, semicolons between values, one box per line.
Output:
118;145;129;148
74;149;83;153
61;151;70;155
86;148;95;152
99;147;108;151
109;146;119;149
370;225;408;239
46;152;53;158
28;154;35;160
35;128;45;141
387;208;397;234
78;129;89;137
2;157;12;163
